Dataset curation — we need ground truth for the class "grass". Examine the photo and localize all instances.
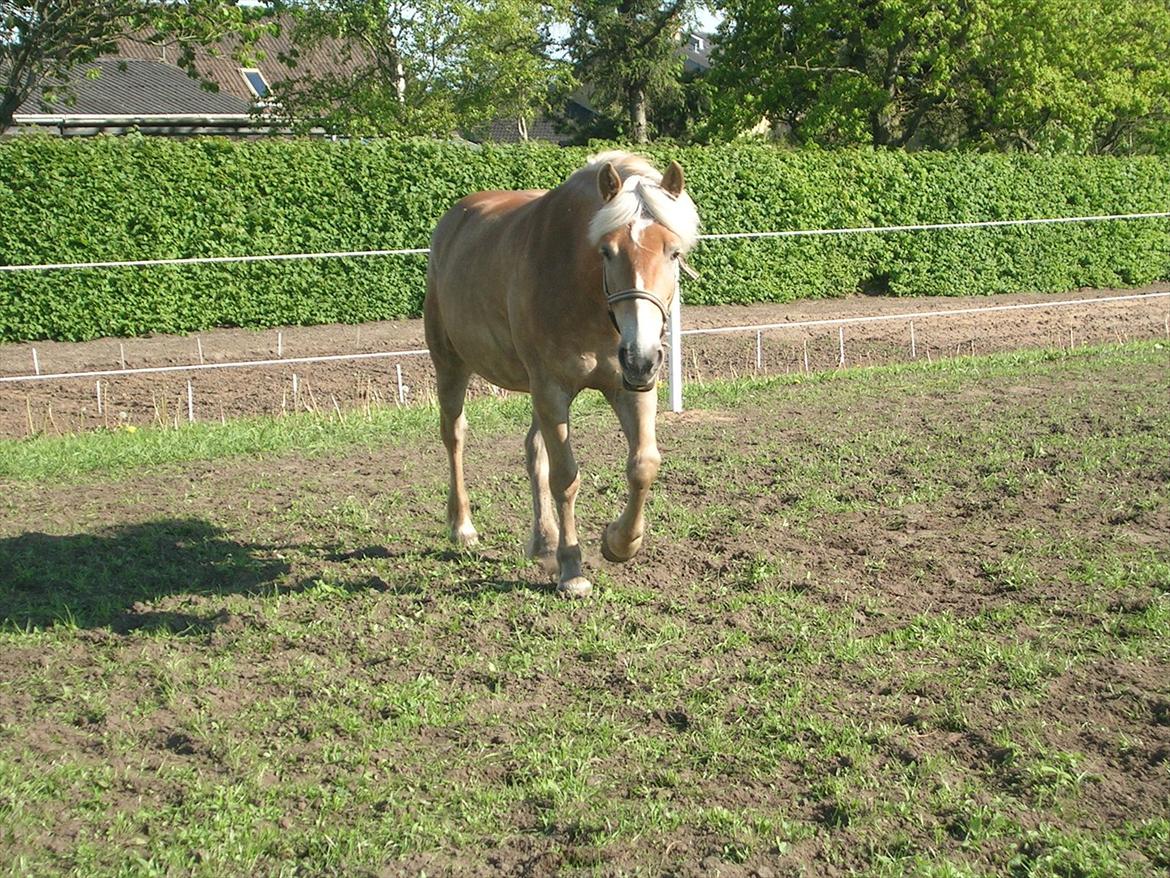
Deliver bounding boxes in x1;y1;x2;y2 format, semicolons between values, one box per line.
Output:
1;340;1163;483
0;341;1167;876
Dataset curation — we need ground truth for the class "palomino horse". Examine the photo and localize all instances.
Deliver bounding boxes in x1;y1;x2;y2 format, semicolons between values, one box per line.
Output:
424;152;700;597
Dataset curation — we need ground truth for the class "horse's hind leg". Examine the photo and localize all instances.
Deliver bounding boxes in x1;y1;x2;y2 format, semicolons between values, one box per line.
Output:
436;363;477;549
601;386;661;563
532;386;590;598
525;413;559;573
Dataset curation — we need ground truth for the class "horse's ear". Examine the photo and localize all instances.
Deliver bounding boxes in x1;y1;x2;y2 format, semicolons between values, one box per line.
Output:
661;161;685;198
598;162;622;202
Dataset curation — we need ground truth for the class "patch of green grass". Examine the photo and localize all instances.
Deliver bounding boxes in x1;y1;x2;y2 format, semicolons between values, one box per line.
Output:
0;340;1167;875
0;341;1163;484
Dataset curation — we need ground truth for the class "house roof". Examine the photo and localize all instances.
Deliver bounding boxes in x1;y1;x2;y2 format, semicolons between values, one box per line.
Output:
9;21;714;138
7;16;361;134
486;116;563;144
681;32;713;73
112;17;365;106
15;58;251;117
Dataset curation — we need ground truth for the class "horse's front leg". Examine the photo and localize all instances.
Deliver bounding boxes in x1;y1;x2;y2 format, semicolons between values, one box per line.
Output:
601;387;661;563
532;388;591;598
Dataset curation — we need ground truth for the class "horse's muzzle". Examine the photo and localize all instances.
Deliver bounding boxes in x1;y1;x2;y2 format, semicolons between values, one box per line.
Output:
623;375;657;392
619;346;663;393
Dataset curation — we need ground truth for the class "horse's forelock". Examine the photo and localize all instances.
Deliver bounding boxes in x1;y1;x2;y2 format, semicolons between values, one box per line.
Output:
586;150;661;182
637;181;700;252
585;159;700;252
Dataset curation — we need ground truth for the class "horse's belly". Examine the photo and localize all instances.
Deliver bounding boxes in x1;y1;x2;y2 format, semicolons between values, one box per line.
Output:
447;324;530;392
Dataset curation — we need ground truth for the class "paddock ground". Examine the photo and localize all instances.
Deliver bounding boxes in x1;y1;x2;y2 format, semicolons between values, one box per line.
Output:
0;339;1167;876
2;284;1167;438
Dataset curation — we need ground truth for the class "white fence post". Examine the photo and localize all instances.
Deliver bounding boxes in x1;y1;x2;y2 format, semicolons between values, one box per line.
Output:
669;281;683;414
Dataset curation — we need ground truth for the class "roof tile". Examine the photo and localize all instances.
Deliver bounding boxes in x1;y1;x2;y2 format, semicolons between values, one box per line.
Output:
17;58;251;116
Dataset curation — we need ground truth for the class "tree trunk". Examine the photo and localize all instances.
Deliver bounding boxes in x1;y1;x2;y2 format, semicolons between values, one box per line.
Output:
391;53;406;104
870;104;893;147
1;47;37;131
0;88;26;131
628;86;648;143
378;31;407;105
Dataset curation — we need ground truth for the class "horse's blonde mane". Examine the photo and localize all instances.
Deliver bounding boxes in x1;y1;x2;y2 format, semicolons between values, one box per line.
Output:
582;151;700;252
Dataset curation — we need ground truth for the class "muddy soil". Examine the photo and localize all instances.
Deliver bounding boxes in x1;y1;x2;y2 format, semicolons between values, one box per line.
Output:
1;284;1167;438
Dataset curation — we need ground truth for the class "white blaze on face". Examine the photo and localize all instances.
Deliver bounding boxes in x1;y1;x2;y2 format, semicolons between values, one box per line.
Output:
613;292;666;388
613;253;675;362
626;272;664;353
630;215;653;245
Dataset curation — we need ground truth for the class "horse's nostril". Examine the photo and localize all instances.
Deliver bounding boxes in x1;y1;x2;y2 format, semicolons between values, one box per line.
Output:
619;345;663;384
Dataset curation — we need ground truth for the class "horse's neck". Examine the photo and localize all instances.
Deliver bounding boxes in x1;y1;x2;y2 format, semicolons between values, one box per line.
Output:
531;181;596;254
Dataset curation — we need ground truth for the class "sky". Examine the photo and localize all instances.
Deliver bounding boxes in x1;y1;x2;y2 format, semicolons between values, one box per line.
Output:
695;5;723;34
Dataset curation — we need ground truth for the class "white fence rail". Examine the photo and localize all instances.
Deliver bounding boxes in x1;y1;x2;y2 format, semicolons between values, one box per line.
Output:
677;290;1170;337
696;211;1170;241
2;211;1168;274
3;210;1169;414
0;348;432;384
0;247;431;273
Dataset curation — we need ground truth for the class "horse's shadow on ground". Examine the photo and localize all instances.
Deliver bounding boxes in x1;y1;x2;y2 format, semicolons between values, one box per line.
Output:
0;522;555;632
0;519;290;630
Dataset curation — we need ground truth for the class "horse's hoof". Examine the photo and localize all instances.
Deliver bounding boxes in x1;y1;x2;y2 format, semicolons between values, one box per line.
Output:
531;551;559;575
452;524;479;549
526;536;560;574
601;524;642;563
557;577;593;599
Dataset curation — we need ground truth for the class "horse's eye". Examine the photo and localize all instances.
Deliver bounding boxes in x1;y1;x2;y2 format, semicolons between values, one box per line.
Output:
600;246;613;259
670;250;680;260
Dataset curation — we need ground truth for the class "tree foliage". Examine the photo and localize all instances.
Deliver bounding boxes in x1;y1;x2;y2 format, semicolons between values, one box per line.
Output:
566;0;694;143
262;0;572;138
0;0;267;129
706;0;1170;153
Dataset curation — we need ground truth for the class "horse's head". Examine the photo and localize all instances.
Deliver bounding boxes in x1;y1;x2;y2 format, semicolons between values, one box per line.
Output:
590;156;699;392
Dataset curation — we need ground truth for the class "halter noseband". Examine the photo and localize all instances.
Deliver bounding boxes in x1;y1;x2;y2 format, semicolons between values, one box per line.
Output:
603;272;670;331
605;287;669;324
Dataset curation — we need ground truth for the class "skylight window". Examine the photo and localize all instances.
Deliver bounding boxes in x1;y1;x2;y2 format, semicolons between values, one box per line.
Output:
240;68;270;99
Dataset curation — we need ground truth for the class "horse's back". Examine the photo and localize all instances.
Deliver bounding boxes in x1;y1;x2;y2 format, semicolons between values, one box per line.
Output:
430;189;544;258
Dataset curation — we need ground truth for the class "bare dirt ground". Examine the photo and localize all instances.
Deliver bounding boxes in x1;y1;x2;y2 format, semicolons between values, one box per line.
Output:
1;342;1167;875
1;284;1168;438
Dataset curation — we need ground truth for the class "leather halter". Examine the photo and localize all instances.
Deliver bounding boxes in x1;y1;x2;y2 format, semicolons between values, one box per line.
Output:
603;269;670;331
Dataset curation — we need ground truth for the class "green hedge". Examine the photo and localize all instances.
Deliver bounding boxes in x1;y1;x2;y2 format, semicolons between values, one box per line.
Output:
1;137;1168;342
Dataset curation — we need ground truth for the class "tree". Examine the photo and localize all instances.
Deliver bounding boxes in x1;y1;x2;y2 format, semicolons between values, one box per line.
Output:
567;0;694;144
262;0;571;138
1;1;267;130
651;66;711;142
707;0;1170;153
960;0;1170;153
